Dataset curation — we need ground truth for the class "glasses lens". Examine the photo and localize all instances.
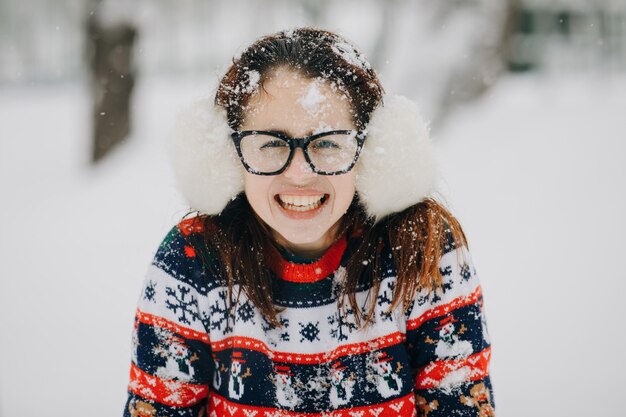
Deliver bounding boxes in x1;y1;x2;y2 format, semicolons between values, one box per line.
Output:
240;134;291;173
308;132;359;173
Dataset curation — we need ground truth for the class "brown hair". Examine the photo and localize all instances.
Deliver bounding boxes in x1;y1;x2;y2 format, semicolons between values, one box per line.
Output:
215;28;382;130
198;28;466;327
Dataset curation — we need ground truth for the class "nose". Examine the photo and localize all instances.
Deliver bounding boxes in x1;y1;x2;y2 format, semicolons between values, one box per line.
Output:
283;148;314;179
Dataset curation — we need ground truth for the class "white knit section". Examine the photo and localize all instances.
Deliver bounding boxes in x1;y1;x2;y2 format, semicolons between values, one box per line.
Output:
407;247;481;323
205;246;479;355
200;246;478;355
138;264;211;334
206;277;404;354
139;246;479;356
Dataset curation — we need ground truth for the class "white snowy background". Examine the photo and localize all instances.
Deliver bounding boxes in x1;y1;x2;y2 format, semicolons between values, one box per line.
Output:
1;1;625;416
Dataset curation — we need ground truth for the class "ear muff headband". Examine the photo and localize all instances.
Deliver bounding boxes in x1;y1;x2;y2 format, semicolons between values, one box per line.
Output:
169;95;436;220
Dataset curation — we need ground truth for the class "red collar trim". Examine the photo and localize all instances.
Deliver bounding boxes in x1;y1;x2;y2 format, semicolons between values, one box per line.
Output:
269;235;348;283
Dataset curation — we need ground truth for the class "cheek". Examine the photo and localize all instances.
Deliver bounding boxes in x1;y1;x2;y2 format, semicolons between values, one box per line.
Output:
244;173;274;214
331;173;356;210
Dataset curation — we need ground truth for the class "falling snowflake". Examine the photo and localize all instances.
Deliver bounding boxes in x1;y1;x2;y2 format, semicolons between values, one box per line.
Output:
299;321;320;343
165;284;199;325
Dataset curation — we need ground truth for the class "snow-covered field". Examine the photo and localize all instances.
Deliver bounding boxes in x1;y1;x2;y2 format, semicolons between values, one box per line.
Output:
1;72;624;416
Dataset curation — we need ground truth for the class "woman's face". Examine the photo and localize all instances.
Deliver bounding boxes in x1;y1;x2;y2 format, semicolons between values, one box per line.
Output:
240;68;357;258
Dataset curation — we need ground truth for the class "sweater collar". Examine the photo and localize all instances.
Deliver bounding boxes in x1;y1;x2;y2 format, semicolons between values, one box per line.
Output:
268;235;348;283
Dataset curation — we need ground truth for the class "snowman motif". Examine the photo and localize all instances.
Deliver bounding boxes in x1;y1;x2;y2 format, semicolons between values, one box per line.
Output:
274;365;300;408
434;315;473;358
228;351;252;400
372;351;403;398
156;336;198;382
329;361;355;408
213;354;223;389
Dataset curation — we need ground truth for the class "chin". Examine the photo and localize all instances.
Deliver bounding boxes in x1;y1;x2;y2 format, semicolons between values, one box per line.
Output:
277;226;329;246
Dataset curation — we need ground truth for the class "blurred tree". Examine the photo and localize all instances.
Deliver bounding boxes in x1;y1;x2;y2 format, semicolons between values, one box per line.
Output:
370;0;398;69
86;0;137;163
300;0;331;24
432;0;518;127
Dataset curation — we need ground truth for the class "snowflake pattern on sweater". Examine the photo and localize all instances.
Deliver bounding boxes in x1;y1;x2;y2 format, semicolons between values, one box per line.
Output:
124;218;495;417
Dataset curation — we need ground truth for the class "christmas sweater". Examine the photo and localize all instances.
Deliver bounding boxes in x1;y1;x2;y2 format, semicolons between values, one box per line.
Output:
124;217;495;417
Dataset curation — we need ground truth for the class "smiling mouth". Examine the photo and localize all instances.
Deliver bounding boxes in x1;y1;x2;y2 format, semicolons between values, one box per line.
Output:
276;194;329;212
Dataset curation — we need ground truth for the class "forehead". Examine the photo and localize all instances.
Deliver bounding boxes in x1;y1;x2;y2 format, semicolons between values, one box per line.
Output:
242;68;356;136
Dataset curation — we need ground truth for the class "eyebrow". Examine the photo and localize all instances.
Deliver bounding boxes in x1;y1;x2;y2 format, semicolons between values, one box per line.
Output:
265;129;314;138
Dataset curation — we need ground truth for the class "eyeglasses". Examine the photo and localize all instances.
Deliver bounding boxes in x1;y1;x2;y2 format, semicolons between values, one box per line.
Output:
231;130;366;175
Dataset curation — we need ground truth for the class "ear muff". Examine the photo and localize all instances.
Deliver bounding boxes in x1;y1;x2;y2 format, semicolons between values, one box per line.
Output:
168;95;436;219
355;95;437;220
168;98;243;215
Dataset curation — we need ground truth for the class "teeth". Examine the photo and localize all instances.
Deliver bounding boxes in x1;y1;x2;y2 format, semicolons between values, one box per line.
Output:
278;194;326;211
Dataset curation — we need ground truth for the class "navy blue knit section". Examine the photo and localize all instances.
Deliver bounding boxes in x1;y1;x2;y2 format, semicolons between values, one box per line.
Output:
271;234;371;308
152;226;218;295
405;300;488;369
134;320;212;385
124;393;206;417
272;274;335;307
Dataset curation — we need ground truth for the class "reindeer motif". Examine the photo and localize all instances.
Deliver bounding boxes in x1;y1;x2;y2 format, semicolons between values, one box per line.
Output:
415;395;438;417
460;383;495;417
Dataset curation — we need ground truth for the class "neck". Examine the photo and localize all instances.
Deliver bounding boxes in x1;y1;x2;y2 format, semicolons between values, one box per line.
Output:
272;222;342;260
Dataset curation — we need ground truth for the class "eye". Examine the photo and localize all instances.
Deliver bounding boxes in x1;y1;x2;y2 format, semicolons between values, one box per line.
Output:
312;140;341;149
260;140;289;149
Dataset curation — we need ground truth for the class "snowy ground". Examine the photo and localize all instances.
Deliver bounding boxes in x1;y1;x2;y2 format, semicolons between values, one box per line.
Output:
1;72;625;417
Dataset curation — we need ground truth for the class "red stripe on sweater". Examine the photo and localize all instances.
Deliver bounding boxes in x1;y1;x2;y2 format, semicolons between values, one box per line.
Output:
211;332;406;364
136;309;210;343
406;286;482;331
414;346;491;390
207;391;417;417
128;363;209;407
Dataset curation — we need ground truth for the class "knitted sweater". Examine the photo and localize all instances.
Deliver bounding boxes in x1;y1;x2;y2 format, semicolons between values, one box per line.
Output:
124;218;495;417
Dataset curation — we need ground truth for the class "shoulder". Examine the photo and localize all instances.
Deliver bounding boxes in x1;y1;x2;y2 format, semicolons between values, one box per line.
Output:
150;215;224;296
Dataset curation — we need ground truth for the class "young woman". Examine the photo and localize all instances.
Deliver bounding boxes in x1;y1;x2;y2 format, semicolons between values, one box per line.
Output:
124;28;495;417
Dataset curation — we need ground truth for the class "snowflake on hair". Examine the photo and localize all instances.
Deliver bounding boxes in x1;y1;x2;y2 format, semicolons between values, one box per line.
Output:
164;284;199;325
330;39;371;71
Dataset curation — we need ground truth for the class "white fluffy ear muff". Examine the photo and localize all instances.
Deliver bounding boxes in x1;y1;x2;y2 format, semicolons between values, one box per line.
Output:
355;95;437;220
168;98;244;215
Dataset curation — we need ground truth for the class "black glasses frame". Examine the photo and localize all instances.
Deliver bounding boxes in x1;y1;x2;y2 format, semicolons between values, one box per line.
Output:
231;130;366;176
